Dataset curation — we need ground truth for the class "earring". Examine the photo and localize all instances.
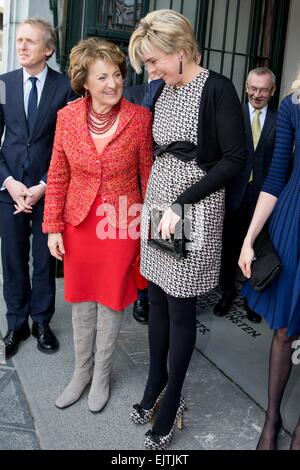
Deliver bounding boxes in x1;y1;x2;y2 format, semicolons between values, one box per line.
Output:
179;57;183;75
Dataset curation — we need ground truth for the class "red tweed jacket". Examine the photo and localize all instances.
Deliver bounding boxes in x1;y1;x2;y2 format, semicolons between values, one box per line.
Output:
42;97;153;232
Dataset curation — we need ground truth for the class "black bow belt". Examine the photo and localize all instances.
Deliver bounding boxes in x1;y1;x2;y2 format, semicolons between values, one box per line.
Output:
154;141;198;163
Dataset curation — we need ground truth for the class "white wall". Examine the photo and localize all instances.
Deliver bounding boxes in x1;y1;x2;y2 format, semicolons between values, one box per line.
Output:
2;0;58;73
280;0;300;98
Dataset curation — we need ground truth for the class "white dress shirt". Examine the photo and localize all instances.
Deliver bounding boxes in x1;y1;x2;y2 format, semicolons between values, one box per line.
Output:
2;66;48;190
248;102;268;130
23;66;48;117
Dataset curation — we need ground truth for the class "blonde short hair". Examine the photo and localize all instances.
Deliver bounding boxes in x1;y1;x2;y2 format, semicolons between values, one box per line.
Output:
290;69;300;100
129;9;199;73
68;38;127;95
19;18;57;60
289;69;300;104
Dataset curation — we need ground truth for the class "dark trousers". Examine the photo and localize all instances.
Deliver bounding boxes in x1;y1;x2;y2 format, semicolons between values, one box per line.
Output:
0;199;56;330
220;184;257;295
138;288;148;302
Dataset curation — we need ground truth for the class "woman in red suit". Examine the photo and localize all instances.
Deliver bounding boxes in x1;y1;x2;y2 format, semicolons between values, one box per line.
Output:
42;38;153;412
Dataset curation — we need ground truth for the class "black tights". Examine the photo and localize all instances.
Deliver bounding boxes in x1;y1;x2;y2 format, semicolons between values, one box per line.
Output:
257;328;299;450
141;281;197;435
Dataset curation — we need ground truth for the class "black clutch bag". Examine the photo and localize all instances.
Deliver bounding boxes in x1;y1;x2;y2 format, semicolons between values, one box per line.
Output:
250;226;282;292
147;209;190;261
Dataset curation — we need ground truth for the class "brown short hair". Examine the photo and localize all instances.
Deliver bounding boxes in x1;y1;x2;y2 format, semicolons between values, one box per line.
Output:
69;38;127;95
19;18;57;60
129;9;199;73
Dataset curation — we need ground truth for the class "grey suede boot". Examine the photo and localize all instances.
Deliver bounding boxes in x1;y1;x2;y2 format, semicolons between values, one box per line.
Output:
88;304;124;413
55;302;97;409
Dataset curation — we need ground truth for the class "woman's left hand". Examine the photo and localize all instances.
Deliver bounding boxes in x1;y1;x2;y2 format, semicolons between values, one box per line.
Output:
158;207;181;239
238;240;255;279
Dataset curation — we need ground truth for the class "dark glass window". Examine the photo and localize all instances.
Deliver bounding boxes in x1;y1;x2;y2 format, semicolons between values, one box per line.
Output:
52;0;290;104
97;0;143;29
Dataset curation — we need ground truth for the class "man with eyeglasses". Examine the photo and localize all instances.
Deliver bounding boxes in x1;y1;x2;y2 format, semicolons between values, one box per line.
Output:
214;67;277;323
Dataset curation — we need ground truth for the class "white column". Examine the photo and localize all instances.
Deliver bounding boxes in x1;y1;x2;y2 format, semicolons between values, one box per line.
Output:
3;0;28;72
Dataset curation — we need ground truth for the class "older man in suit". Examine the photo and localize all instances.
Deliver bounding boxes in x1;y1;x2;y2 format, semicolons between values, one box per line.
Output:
0;18;75;358
214;67;277;322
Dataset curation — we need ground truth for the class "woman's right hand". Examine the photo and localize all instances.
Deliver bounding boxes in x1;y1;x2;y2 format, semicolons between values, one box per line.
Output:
48;233;65;261
238;240;255;279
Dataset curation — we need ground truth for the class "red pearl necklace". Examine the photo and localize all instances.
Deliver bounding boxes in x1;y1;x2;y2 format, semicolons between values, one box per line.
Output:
87;98;120;135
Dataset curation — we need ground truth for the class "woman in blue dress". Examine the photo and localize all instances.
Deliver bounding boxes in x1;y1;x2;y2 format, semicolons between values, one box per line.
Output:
239;73;300;450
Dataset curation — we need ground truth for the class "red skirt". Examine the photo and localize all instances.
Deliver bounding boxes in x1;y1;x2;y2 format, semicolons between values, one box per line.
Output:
63;196;140;311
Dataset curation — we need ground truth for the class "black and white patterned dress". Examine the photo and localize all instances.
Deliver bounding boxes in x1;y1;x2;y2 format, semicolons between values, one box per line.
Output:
141;70;225;297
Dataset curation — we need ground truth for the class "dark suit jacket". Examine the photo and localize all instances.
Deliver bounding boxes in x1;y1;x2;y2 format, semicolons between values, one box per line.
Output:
123;84;148;106
141;79;163;109
0;66;75;203
226;103;277;211
123;79;163;109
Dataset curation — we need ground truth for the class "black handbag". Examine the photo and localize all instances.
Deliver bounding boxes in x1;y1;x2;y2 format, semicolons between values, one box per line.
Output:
250;226;282;292
147;209;191;260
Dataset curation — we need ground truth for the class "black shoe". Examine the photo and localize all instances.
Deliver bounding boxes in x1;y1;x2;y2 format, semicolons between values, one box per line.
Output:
133;299;149;325
213;292;236;317
31;322;59;354
244;300;262;324
246;309;262;324
3;325;31;359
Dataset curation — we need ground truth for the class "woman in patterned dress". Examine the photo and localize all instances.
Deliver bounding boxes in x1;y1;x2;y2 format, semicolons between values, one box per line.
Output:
43;39;153;413
128;9;246;449
239;73;300;450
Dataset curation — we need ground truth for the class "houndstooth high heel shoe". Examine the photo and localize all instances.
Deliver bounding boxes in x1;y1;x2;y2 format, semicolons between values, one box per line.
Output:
144;395;187;450
130;387;166;425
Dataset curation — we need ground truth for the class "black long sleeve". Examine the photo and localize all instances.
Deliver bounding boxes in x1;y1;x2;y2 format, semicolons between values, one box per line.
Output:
173;78;246;211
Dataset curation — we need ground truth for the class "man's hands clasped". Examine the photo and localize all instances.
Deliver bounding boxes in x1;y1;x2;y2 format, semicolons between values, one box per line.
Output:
5;178;46;215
